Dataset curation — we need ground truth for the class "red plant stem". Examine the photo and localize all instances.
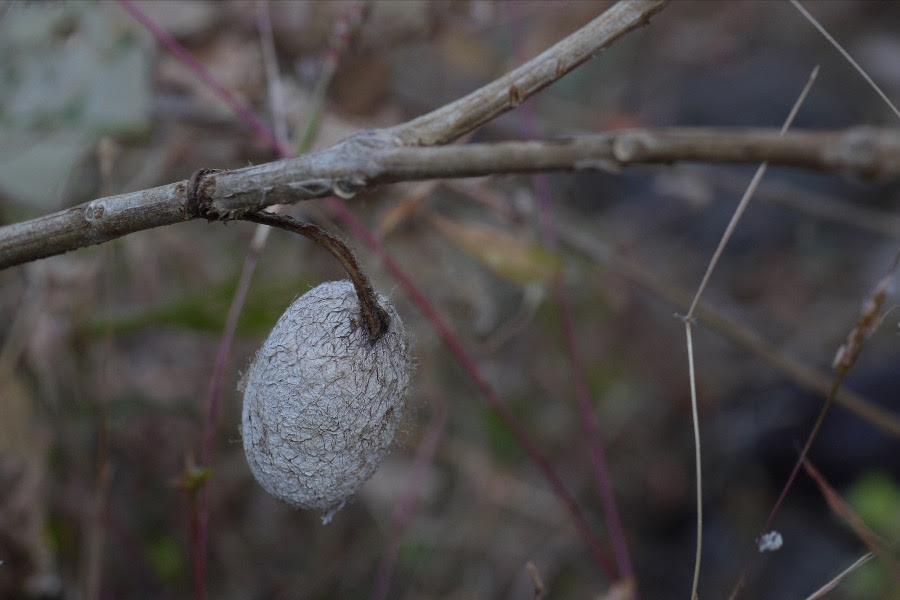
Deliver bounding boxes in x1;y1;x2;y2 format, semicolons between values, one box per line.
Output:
116;0;291;158
124;0;616;584
326;196;617;579
196;247;263;599
535;172;635;584
507;1;633;584
114;3;283;598
371;399;448;600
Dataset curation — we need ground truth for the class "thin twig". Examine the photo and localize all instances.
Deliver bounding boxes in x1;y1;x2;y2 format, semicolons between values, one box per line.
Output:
510;2;633;585
242;211;390;340
557;224;900;438
686;66;818;318
683;66;818;600
803;552;875;600
684;321;702;600
791;0;900;121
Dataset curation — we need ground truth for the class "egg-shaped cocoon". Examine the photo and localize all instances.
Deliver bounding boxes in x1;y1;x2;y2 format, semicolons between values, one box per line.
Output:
241;280;413;517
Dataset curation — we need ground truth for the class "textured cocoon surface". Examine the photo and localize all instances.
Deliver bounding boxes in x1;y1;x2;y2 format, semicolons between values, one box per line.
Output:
241;280;413;513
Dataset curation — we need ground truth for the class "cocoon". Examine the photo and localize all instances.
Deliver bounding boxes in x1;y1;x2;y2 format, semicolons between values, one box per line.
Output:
241;280;413;518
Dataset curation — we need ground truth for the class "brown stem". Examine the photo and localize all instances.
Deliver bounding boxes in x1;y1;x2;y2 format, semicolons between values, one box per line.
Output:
241;210;390;343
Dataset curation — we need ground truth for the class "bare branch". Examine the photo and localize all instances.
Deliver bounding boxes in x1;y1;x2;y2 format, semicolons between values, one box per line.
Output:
2;126;900;269
387;0;669;146
0;182;186;270
0;0;669;269
2;0;899;271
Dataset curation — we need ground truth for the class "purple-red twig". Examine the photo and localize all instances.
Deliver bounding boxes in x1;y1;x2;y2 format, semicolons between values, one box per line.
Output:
535;172;635;584
328;196;616;577
116;0;291;158
371;399;448;600
508;1;633;586
122;0;617;589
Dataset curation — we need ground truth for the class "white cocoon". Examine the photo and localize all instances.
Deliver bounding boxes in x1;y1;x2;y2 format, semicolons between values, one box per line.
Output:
241;280;413;515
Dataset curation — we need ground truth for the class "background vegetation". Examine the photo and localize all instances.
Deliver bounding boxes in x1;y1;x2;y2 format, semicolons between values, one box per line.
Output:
1;1;898;598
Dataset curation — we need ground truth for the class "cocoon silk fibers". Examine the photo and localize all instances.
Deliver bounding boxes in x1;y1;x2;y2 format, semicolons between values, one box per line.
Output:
241;280;413;519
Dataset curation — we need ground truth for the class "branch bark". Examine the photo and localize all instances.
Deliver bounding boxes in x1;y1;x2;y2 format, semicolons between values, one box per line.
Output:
2;125;900;269
4;0;900;272
0;0;668;270
386;0;668;146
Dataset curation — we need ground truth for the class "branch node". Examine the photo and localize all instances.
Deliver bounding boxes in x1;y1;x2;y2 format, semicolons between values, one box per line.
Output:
612;131;651;163
332;176;366;200
84;202;106;221
186;168;224;220
508;84;523;108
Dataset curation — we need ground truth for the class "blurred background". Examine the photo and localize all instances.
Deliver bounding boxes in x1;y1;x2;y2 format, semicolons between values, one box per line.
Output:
1;1;898;598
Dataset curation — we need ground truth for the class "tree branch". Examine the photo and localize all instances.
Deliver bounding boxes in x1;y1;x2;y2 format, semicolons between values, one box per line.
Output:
386;0;669;146
0;0;668;270
3;0;900;271
2;125;900;269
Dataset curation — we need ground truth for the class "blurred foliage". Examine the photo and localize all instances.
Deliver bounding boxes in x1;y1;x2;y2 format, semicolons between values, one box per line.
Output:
2;1;900;599
0;1;150;209
847;471;900;541
89;273;313;336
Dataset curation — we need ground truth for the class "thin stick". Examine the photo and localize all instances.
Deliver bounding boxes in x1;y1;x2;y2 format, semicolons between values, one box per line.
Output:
685;322;702;600
557;224;900;438
683;65;819;600
242;211;390;341
804;552;874;600
791;0;900;121
686;66;819;317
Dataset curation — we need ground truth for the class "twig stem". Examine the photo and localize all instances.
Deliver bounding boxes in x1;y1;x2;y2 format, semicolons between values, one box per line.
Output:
241;211;390;342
